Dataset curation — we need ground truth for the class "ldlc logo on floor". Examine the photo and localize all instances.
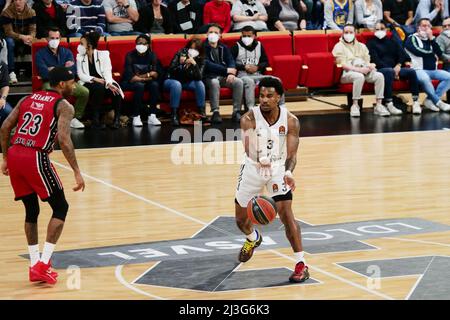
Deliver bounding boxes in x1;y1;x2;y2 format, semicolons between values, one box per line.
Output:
21;216;450;296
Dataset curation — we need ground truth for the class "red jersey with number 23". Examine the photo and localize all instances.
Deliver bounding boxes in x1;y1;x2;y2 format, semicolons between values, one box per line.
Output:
11;90;62;153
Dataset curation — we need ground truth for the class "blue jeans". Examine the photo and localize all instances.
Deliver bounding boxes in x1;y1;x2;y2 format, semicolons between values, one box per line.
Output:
163;79;205;110
378;67;419;101
5;37;15;72
0;102;12;127
121;81;160;117
416;69;450;104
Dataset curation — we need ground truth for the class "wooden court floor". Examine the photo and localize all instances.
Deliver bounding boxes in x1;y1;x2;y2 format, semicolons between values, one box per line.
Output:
0;130;449;300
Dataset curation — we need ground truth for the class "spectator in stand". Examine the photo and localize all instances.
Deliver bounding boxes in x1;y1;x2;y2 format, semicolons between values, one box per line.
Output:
383;0;415;34
230;26;284;110
1;0;36;84
35;28;90;128
324;0;354;30
120;34;163;127
204;24;244;124
405;18;450;112
203;0;232;33
66;0;107;37
414;0;449;26
436;17;450;72
367;21;421;114
168;0;203;34
104;0;140;36
231;0;269;32
33;0;68;39
0;61;11;128
267;0;307;31
332;24;389;117
135;0;173;34
164;37;206;126
76;31;124;129
354;0;382;30
311;0;325;29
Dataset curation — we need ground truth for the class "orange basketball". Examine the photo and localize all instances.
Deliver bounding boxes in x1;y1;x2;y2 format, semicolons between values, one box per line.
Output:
247;195;277;225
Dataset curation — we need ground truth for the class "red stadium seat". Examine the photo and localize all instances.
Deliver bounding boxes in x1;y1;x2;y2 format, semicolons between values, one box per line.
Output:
151;37;188;68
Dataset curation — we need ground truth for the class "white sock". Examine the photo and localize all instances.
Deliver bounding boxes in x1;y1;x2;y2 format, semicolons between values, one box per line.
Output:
28;245;40;267
41;242;56;264
246;229;258;242
294;251;305;264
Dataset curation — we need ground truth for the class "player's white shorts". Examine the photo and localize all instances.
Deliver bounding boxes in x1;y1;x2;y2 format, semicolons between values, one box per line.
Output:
235;158;291;208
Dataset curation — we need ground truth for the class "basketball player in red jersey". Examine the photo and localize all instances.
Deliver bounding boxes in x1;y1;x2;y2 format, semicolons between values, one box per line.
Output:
0;67;85;285
235;77;309;283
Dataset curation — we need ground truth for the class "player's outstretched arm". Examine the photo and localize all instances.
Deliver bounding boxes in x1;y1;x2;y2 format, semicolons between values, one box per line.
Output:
56;99;85;192
0;98;23;175
240;110;255;157
284;114;300;191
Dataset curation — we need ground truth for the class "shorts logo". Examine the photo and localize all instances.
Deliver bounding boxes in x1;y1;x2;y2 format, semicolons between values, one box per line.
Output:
279;126;286;135
272;184;278;192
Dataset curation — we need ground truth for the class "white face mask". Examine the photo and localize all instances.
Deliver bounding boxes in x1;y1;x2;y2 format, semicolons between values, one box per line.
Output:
48;39;60;49
136;44;148;54
241;36;254;46
77;44;86;55
444;30;450;37
343;33;355;43
208;33;220;44
188;48;199;58
374;30;387;40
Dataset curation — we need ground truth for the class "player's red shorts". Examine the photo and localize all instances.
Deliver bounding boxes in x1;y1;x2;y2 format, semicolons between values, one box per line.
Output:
8;145;63;201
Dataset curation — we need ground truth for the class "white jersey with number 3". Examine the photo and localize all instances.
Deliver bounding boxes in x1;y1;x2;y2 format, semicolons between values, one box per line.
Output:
252;106;288;167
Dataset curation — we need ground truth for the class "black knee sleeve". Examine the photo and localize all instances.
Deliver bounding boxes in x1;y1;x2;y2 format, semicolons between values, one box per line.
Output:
47;191;69;221
22;193;40;223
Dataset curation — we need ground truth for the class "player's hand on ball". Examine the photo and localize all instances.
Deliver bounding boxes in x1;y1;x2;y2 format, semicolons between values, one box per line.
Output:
73;172;85;192
284;171;296;192
1;160;8;176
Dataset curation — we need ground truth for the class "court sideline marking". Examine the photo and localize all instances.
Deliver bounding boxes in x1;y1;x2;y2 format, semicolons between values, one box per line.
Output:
52;161;394;300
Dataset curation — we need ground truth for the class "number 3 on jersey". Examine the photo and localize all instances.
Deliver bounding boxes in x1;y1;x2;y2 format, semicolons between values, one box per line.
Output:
18;112;43;136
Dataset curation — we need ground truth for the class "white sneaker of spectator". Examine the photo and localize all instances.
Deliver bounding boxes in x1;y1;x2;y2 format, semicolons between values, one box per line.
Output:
70;118;85;129
386;102;403;115
148;114;161;125
423;99;440;112
374;104;390;116
132;116;143;127
436;100;450;112
412;101;422;114
9;72;18;84
350;104;360;117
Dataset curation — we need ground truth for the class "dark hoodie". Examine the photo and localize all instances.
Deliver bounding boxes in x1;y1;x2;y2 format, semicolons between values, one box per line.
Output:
366;35;410;69
230;38;269;77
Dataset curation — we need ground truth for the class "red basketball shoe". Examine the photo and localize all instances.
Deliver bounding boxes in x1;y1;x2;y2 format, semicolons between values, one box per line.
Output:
29;261;58;284
289;262;310;283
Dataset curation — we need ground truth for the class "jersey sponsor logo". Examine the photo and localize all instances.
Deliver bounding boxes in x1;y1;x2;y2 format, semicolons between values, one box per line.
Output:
279;126;286;135
30;101;45;111
272;183;278;193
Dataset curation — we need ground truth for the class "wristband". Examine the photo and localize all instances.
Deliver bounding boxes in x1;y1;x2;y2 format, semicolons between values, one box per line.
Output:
285;170;293;178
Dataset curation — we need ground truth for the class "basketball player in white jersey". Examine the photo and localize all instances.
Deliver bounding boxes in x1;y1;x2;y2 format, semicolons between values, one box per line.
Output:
235;77;309;283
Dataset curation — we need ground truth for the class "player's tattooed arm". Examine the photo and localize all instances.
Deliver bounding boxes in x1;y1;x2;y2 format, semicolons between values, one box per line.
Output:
285;114;300;173
0;97;25;161
57;99;85;191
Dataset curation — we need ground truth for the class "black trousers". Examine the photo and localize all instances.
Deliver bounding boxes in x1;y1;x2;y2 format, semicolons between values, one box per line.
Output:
84;82;122;121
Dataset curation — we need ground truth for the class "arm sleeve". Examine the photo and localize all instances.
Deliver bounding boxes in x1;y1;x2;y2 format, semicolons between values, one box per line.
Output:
367;41;387;68
258;45;270;71
76;55;94;83
404;35;435;57
97;5;106;33
415;0;439;22
223;4;231;33
35;50;50;79
436;36;450;61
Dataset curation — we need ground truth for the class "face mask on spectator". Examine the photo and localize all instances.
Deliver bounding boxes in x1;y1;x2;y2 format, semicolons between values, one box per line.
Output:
374;30;386;40
418;30;428;39
188;49;199;58
48;39;60;49
241;36;254;46
343;33;355;43
208;33;220;44
77;44;86;55
136;44;148;54
444;30;450;37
